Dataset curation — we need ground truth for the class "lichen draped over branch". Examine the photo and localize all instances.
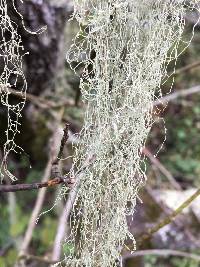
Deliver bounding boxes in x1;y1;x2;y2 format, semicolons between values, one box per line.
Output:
63;1;196;266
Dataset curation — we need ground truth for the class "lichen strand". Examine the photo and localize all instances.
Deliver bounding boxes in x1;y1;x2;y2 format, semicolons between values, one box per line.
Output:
64;1;194;266
0;0;27;181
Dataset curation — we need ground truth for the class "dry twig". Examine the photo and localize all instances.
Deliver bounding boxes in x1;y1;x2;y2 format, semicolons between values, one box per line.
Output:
174;60;200;75
18;159;53;257
123;249;200;261
143;148;181;190
18;112;68;259
0;177;67;193
137;187;200;247
154;85;200;106
145;186;200;247
0;124;70;195
1;87;75;109
144;148;200;225
18;253;58;264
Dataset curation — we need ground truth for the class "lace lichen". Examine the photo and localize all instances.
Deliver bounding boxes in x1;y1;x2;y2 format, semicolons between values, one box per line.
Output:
0;0;46;181
63;1;198;266
0;0;27;181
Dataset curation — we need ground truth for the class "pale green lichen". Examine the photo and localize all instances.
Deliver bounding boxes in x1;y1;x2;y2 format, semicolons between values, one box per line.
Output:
0;0;27;181
63;1;198;266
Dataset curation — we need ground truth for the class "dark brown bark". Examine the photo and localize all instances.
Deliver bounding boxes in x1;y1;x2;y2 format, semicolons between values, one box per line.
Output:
8;0;73;95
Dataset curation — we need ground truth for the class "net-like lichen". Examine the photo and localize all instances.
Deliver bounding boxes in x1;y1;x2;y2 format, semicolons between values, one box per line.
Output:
62;1;199;266
0;0;46;181
0;0;27;181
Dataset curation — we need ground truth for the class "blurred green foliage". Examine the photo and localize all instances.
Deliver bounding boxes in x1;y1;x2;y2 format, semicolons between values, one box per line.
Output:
145;255;200;267
162;98;200;186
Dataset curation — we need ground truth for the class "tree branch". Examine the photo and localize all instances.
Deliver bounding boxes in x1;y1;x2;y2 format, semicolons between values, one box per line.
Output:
18;112;66;258
123;249;200;261
0;87;75;109
0;122;71;193
173;60;200;76
137;187;200;246
51;123;69;179
143;148;182;190
52;196;73;262
18;253;58;264
0;177;68;193
153;85;200;106
145;185;200;247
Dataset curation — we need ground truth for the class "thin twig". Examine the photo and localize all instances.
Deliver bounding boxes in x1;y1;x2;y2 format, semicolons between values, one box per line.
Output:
143;148;181;190
137;187;200;247
0;177;67;193
18;111;66;257
52;123;69;179
123;249;200;261
18;249;200;264
145;186;200;247
51;189;80;262
1;87;75;109
51;181;82;262
18;160;53;258
153;85;200;106
51;173;84;262
4;83;200;110
144;148;200;225
18;253;58;264
173;60;200;76
0;122;70;194
55;124;69;163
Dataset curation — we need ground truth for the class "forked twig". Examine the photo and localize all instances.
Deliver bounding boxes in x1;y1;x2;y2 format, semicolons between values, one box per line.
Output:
18;116;69;257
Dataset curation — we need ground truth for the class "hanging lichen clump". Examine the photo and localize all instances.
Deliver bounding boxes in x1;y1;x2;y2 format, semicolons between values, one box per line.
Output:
63;0;198;266
0;0;27;181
